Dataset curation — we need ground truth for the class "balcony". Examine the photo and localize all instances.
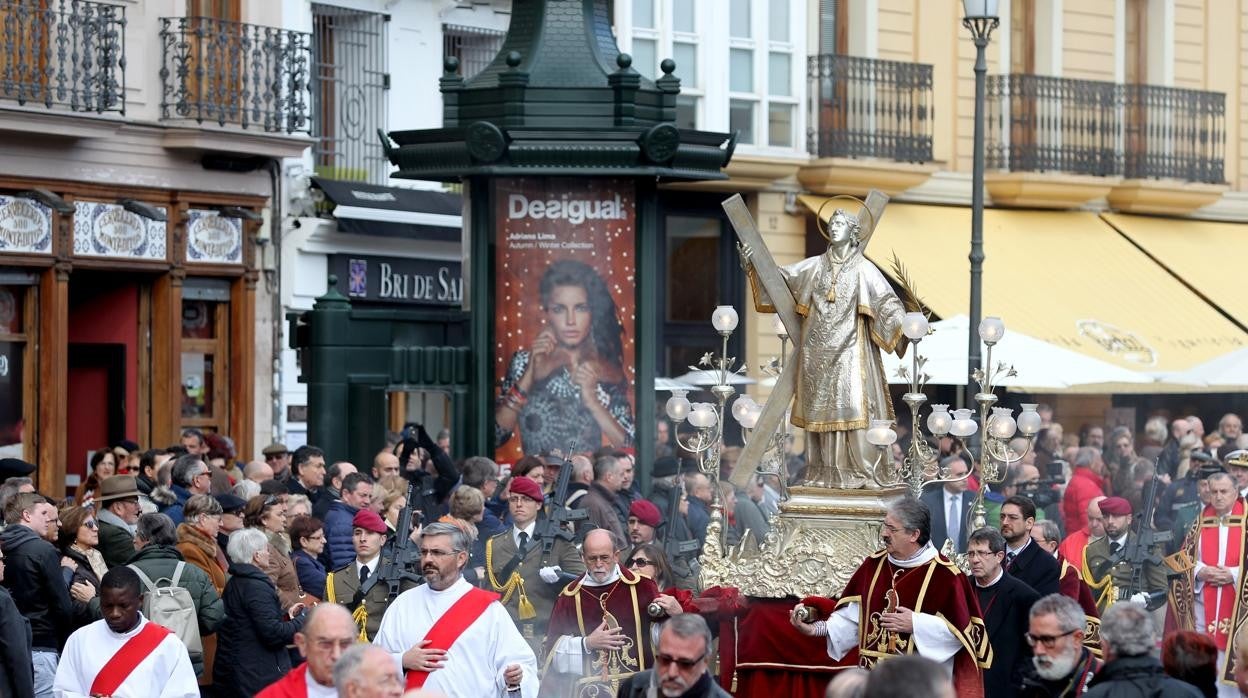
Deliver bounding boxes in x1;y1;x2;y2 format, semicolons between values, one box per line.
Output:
799;54;936;196
0;0;126;137
158;16;313;159
986;74;1226;212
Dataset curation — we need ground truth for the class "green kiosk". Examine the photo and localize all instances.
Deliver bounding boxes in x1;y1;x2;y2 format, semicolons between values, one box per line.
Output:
291;0;734;485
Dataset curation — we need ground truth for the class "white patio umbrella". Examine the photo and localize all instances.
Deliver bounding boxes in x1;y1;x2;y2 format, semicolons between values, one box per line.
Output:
671;369;757;387
881;315;1155;390
654;376;700;392
1162;346;1248;387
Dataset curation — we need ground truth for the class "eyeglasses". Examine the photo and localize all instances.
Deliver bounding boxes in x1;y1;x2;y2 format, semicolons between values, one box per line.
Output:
882;524;910;534
627;557;654;567
83;520;98;530
656;652;706;669
1025;629;1077;648
419;548;458;558
263;495;280;507
194;470;210;479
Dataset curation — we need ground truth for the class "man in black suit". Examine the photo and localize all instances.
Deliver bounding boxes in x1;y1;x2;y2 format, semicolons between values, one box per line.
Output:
919;455;974;553
968;526;1040;698
1000;495;1060;597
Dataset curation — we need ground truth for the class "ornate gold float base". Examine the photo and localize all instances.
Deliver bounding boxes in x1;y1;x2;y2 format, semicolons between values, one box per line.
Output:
699;486;907;598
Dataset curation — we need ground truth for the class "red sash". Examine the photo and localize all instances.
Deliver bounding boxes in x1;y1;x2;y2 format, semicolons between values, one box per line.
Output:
1199;500;1244;649
90;622;172;696
406;587;500;689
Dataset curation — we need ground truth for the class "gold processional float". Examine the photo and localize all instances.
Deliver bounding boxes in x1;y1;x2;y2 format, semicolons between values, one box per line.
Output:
667;191;1044;600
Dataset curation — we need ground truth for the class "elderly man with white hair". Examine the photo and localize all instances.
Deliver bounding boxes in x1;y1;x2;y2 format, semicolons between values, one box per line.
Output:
1082;603;1200;697
332;644;403;698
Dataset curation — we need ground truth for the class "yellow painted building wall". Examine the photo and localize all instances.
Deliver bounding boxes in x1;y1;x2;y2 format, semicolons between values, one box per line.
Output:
877;0;914;64
1063;3;1117;82
1175;0;1205;89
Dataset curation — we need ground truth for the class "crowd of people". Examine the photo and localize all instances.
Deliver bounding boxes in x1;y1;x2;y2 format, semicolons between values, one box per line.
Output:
0;406;1246;697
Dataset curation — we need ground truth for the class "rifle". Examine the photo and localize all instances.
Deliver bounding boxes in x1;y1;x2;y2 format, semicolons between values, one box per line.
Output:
662;477;701;578
1120;474;1172;603
533;443;587;583
366;426;436;602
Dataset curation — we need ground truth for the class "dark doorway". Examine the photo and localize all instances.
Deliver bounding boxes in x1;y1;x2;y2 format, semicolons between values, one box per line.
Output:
67;344;127;478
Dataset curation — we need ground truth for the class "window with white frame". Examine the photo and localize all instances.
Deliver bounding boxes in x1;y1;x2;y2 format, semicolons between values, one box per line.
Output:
628;0;702;129
728;0;797;148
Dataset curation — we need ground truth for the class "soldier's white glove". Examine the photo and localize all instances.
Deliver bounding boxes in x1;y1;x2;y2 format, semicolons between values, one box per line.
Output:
1129;592;1149;606
540;566;562;583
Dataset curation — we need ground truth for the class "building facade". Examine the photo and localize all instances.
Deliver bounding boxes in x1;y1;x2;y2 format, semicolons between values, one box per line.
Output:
0;0;310;493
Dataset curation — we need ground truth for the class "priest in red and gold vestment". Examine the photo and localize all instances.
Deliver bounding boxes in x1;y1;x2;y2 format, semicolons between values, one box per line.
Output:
1167;471;1247;695
541;529;659;698
791;497;991;697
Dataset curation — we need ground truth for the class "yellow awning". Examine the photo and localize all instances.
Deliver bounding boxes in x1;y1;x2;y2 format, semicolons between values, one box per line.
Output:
798;197;1248;390
1101;213;1248;330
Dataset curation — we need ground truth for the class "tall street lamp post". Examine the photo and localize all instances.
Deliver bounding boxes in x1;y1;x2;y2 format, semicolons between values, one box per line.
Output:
962;0;999;398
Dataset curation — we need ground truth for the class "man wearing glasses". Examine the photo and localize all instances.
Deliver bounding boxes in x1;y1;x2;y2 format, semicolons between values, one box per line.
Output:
372;522;537;697
966;527;1040;698
616;614;729;698
788;497;989;694
1018;594;1101;698
162;455;212;525
542;528;660;697
96;475;143;568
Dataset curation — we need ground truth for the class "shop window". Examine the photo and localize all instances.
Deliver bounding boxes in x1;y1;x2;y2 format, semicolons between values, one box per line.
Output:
181;296;228;431
0;282;34;460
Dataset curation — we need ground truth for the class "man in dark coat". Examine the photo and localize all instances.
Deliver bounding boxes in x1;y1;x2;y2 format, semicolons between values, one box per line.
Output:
617;614;730;698
322;472;373;570
0;548;34;698
0;492;73;694
1001;495;1061;597
1082;602;1201;698
968;527;1040;698
921;455;975;553
1019;594;1102;698
95;475;141;568
573;454;628;541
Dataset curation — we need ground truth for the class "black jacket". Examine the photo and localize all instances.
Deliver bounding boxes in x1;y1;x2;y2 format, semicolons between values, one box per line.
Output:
0;586;33;698
1083;655;1203;698
977;572;1041;698
0;524;74;649
59;546;101;625
213;562;307;697
1007;539;1061;597
1019;647;1100;698
617;670;731;698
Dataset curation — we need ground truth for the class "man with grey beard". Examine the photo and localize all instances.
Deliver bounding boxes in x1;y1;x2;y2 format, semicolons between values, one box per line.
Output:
1018;594;1100;698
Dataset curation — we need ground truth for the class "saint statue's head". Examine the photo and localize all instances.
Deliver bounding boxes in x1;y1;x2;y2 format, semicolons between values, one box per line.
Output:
825;209;863;248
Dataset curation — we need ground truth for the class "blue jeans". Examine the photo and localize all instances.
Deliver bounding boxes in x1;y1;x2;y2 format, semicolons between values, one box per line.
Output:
32;650;58;698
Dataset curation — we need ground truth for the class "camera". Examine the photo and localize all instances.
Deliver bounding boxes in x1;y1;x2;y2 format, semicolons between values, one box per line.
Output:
1019;477;1063;509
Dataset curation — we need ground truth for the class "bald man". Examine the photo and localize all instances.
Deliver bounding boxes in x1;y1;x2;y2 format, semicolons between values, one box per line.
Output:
257;603;357;697
542;529;660;696
244;460;274;484
1058;495;1106;566
373;452;400;482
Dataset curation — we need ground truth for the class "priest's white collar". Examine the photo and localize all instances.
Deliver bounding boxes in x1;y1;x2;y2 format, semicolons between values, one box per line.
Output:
581;565;622;587
888;542;937;568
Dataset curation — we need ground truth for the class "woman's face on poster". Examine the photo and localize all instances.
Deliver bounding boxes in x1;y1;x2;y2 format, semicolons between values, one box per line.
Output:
544;284;592;348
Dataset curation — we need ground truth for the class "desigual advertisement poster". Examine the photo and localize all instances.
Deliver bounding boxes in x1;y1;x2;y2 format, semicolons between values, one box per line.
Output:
492;177;636;464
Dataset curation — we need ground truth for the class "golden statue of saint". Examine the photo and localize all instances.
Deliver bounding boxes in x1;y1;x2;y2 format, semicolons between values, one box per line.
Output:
738;196;909;489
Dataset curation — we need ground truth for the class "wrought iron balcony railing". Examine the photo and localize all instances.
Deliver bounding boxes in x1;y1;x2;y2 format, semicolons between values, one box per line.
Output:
0;0;126;114
986;74;1225;184
159;16;311;134
807;54;934;163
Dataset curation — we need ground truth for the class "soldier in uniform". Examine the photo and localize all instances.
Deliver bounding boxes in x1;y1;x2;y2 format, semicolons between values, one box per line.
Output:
1081;496;1169;613
1156;452;1220;549
325;508;418;640
483;475;584;659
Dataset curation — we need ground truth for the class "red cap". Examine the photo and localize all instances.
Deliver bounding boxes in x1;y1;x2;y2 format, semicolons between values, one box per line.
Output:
352;508;388;534
1097;496;1132;517
509;476;545;503
629;499;663;529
